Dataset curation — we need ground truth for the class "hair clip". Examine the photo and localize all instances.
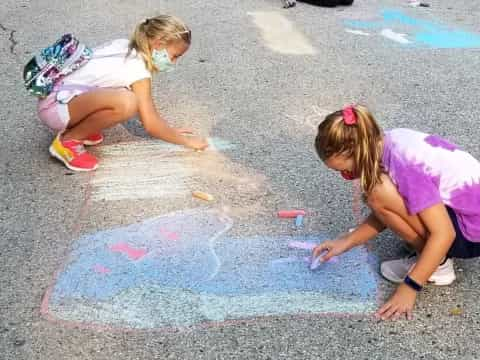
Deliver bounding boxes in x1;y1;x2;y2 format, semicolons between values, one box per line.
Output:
144;18;150;25
342;105;357;125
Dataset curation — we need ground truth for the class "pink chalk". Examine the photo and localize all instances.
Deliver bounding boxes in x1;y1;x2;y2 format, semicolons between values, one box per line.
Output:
278;210;306;218
160;228;179;241
109;242;147;261
288;241;316;250
93;264;111;274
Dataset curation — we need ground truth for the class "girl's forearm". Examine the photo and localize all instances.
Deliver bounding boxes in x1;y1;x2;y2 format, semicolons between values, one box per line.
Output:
143;116;187;145
347;212;385;248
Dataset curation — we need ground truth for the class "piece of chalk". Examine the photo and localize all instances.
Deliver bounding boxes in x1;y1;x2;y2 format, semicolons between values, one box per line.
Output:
295;215;304;228
310;252;339;270
278;210;306;218
310;255;322;270
192;191;214;202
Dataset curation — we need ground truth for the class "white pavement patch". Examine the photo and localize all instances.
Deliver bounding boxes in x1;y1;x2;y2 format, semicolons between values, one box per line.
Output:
91;141;198;202
345;29;371;36
248;11;317;55
380;29;411;44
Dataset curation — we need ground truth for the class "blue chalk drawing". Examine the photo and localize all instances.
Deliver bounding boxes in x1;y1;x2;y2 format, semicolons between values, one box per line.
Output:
208;137;237;151
46;209;379;329
344;9;480;49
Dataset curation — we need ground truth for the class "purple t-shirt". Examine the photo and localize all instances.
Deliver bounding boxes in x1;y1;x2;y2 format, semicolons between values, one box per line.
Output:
382;128;480;242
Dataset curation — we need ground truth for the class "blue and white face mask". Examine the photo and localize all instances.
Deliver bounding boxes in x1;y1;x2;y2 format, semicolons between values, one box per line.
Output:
152;48;175;72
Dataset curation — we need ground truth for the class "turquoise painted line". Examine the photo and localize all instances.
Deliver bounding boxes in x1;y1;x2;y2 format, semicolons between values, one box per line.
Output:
344;9;480;49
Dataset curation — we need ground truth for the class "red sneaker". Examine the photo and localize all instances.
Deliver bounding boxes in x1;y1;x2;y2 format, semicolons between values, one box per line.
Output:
83;133;104;146
49;135;98;171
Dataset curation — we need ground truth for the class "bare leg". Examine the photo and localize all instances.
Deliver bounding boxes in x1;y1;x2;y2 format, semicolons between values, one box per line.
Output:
62;88;138;141
366;174;429;253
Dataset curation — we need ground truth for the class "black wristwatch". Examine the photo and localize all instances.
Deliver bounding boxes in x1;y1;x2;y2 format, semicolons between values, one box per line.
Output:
404;275;423;292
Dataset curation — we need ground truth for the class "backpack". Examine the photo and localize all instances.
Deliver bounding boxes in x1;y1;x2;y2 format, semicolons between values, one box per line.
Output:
23;34;93;98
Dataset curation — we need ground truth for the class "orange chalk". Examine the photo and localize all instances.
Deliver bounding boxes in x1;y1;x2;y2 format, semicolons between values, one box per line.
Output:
278;210;306;218
192;191;214;202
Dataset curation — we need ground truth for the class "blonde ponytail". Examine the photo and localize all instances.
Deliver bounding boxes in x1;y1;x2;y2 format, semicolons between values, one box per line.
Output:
128;15;191;73
314;105;384;194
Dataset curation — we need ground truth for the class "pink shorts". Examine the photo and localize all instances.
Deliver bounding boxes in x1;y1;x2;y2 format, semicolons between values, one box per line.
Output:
37;84;95;132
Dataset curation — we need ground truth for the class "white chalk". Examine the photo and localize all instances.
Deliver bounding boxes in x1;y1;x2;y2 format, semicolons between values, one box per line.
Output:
310;255;322;270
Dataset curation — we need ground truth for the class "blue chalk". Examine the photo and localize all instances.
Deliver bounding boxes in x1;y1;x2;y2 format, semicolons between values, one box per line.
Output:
295;215;304;228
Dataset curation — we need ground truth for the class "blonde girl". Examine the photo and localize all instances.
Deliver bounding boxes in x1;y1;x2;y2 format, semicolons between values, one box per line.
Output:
38;15;208;171
313;105;480;320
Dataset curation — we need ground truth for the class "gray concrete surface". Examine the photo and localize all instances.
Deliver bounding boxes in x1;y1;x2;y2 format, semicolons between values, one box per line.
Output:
1;0;480;359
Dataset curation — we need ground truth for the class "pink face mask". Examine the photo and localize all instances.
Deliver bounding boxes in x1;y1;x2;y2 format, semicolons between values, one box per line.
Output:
340;170;356;180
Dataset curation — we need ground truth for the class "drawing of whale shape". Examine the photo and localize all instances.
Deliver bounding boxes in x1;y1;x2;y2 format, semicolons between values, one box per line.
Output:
46;210;379;329
50;209;233;302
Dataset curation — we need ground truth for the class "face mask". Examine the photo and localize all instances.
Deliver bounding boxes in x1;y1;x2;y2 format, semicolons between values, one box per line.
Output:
152;48;175;72
340;170;356;181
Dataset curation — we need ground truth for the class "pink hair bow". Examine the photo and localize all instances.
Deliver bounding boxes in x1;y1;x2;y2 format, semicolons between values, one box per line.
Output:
342;105;357;125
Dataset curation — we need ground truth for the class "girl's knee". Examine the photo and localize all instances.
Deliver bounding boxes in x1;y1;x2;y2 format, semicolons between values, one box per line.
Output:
114;91;138;119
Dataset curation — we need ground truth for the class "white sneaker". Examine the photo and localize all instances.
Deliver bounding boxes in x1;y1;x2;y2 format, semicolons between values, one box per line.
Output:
380;255;456;286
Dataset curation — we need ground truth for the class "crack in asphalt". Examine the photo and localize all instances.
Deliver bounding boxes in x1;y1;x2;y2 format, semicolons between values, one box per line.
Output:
0;23;18;54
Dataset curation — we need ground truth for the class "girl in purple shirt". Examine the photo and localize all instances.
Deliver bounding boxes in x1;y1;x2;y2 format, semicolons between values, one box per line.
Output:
313;104;480;321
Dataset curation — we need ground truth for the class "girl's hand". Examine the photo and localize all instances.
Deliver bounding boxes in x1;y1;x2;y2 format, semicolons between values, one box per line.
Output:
312;236;352;262
184;136;209;151
375;283;417;321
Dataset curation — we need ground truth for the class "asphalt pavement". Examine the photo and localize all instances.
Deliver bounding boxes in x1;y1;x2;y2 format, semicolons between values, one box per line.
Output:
1;0;480;359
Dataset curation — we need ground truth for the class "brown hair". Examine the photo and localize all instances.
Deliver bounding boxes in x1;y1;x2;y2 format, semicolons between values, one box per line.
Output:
128;15;192;73
314;105;384;194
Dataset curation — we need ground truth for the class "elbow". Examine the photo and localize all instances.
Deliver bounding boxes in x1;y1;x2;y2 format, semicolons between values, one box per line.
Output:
447;227;456;245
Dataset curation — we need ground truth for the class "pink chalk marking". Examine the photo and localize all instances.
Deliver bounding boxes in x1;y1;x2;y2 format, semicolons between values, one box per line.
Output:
93;264;111;274
288;241;316;250
159;228;179;241
278;210;306;218
109;242;147;261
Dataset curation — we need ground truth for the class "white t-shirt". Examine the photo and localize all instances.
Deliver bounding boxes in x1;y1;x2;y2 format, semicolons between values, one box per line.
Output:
62;39;151;89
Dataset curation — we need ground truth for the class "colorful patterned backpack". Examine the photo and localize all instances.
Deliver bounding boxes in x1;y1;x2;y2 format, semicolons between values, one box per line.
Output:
23;34;93;98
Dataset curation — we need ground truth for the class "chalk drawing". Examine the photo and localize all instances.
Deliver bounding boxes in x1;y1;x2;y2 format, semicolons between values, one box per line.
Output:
92;265;111;274
43;209;379;329
344;29;371;36
90;137;237;202
109;243;147;261
288;241;339;266
208;137;237;151
380;28;411;44
344;9;480;48
159;228;179;241
248;12;317;55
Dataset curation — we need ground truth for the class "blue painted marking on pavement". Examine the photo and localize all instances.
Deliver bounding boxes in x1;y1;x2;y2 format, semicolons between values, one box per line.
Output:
47;210;379;328
344;9;480;49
